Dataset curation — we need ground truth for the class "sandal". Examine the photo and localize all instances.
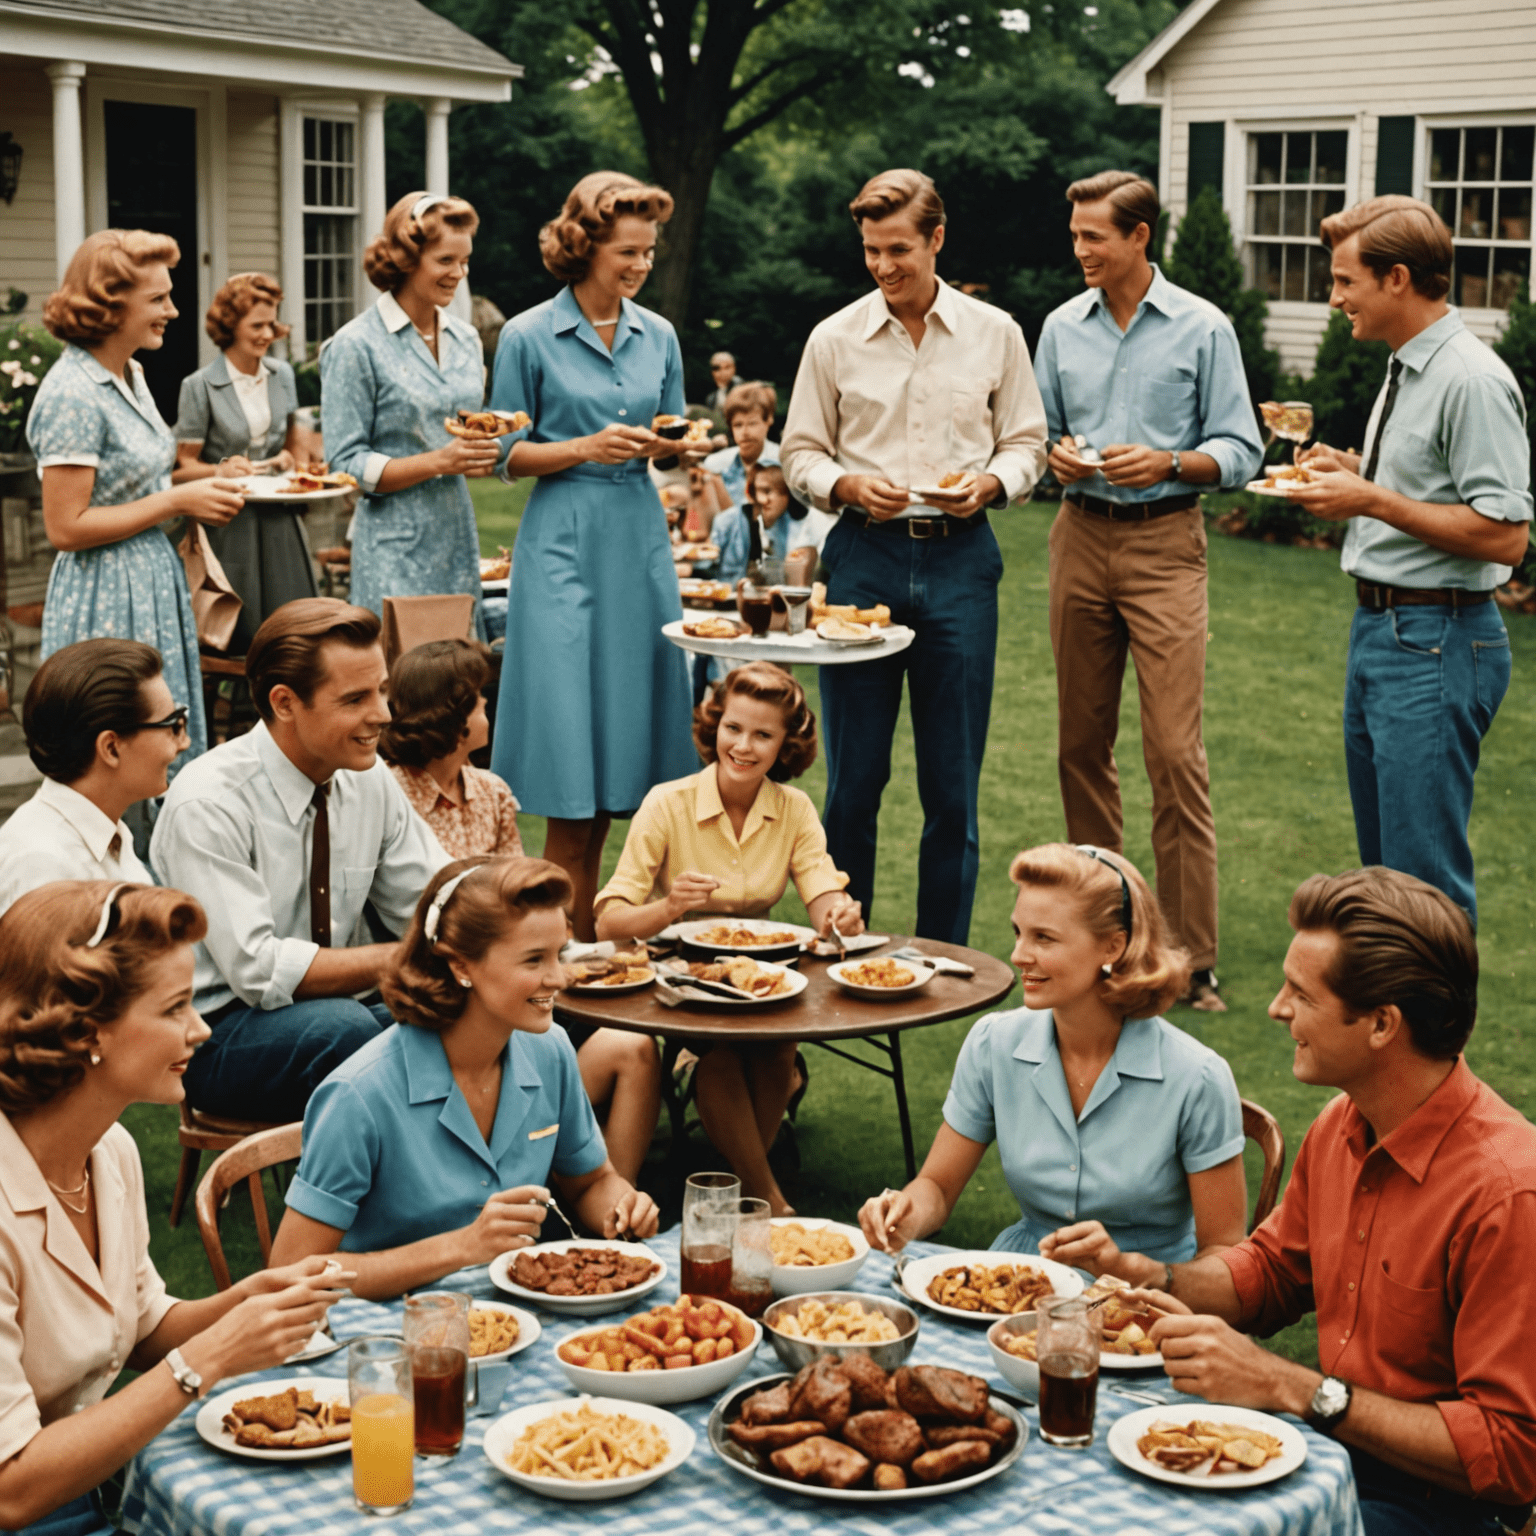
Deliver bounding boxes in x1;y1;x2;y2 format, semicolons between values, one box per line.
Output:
1180;969;1228;1013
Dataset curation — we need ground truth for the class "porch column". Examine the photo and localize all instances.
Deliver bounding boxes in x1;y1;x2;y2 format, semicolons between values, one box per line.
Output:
359;91;387;243
46;61;86;280
424;98;451;196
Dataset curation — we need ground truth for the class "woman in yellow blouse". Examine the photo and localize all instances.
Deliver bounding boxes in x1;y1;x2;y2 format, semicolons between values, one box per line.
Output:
596;662;861;1212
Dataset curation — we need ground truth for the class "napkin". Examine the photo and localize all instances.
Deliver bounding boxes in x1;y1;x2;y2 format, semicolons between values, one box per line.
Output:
889;945;975;977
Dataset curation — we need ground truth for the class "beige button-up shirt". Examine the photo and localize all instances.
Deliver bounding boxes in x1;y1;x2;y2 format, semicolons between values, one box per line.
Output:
0;1117;176;1462
781;281;1048;516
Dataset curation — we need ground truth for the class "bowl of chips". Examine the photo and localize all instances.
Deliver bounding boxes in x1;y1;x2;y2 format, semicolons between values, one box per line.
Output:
762;1291;919;1372
986;1312;1042;1398
484;1396;694;1501
769;1217;870;1297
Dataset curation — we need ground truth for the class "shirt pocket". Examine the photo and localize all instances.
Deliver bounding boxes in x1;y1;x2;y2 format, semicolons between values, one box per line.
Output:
1371;1262;1453;1383
1142;373;1198;432
950;386;993;468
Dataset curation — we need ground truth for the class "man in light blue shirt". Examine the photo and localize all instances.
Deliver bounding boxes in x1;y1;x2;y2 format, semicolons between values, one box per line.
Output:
1034;171;1263;1010
1294;196;1532;922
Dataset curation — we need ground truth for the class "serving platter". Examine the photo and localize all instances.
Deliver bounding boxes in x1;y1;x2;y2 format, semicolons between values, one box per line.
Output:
662;619;915;668
1106;1403;1306;1490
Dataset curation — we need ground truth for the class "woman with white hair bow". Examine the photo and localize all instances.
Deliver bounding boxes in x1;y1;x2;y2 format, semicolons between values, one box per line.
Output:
319;191;496;635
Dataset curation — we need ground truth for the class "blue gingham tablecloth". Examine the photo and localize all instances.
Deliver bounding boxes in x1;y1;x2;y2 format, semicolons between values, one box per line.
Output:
121;1230;1362;1536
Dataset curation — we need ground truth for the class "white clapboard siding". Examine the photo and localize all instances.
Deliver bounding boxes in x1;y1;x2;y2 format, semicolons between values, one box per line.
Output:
0;70;60;320
226;92;281;279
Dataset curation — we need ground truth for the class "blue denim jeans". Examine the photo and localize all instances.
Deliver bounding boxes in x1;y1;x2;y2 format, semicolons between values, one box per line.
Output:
1343;601;1511;925
1351;1448;1518;1536
817;514;1003;944
184;998;394;1122
1;1494;111;1536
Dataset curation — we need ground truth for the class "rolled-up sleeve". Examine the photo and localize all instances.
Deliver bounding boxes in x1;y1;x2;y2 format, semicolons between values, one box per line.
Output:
1220;1137;1316;1337
367;770;449;934
1194;322;1265;488
319;331;389;494
781;332;846;513
287;1077;382;1234
593;789;673;917
1446;372;1534;525
174;372;210;445
983;321;1048;504
940;1014;1001;1145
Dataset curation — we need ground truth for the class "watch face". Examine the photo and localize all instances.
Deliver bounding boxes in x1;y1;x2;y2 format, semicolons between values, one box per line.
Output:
1315;1378;1349;1418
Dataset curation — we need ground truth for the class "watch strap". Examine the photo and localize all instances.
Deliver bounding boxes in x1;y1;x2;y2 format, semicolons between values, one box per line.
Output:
1169;449;1183;482
164;1346;203;1398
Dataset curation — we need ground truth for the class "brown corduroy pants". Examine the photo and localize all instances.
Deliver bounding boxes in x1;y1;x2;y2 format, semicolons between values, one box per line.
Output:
1047;501;1219;969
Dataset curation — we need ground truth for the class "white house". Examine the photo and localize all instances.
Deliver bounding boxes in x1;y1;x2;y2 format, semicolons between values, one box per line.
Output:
1108;0;1536;374
0;0;519;416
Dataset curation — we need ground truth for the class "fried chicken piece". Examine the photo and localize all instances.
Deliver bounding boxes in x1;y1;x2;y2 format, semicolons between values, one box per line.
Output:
911;1439;993;1484
836;1354;892;1412
892;1365;988;1423
873;1463;908;1491
770;1435;871;1489
741;1382;796;1425
231;1388;298;1432
843;1409;926;1467
234;1423;298;1448
546;1277;579;1296
728;1419;826;1451
791;1357;851;1434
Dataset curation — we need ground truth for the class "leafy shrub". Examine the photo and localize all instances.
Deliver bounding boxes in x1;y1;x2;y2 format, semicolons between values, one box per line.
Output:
0;318;63;455
1306;307;1390;455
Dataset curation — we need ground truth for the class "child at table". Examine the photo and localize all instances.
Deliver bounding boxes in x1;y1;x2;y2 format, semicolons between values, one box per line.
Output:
594;663;863;1214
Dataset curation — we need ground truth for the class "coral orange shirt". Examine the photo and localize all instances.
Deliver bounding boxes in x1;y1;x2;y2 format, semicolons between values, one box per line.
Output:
1221;1059;1536;1503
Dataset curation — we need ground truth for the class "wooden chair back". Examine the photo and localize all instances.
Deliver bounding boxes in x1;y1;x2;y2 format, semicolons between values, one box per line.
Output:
1241;1098;1287;1232
171;1102;281;1227
194;1122;302;1291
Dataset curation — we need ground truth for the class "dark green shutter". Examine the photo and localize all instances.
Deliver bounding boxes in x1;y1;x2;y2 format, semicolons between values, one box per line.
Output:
1188;122;1225;199
1375;116;1416;196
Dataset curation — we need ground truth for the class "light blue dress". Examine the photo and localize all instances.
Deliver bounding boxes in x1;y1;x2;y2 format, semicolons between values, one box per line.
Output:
487;287;696;819
320;293;486;636
27;345;207;759
942;1007;1245;1264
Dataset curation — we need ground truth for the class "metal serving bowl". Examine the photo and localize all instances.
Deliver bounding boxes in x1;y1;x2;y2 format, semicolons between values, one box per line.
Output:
761;1291;920;1373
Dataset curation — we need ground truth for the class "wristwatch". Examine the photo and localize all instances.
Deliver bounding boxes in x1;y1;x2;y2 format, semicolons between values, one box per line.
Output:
164;1347;204;1398
1168;449;1183;482
1304;1375;1352;1433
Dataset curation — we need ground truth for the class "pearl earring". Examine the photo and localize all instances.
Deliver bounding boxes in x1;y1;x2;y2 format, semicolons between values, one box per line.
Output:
458;976;473;990
1100;964;1112;979
90;1051;102;1065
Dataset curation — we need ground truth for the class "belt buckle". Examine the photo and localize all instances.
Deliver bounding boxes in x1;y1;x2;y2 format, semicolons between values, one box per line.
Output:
908;517;940;540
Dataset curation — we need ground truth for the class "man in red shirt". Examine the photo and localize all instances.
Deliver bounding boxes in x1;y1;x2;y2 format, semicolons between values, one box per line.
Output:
1140;866;1536;1535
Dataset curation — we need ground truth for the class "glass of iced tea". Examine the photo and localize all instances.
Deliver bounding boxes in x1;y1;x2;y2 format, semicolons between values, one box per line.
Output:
1035;1296;1101;1448
737;582;774;637
349;1337;414;1515
403;1292;469;1457
728;1197;773;1318
681;1172;741;1300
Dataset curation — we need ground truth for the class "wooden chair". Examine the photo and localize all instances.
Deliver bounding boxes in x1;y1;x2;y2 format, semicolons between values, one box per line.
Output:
170;1103;283;1228
198;651;256;745
1242;1097;1287;1232
195;1122;303;1291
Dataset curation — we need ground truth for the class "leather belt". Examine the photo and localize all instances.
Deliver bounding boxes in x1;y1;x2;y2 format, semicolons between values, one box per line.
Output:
841;508;989;539
1356;580;1494;611
1067;493;1201;522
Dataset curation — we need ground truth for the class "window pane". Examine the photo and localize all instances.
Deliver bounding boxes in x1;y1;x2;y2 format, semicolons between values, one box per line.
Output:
1492;248;1530;309
1251;241;1282;298
1251;190;1281;236
1502;125;1535;183
1314;188;1346;228
1252;133;1283;185
1282;244;1307;301
1499;188;1532;242
336;122;355;166
1428;129;1460;183
1430;187;1457;229
1455;249;1491;308
1460;188;1493;239
303;165;317;205
1315;131;1347;185
1465;127;1497;181
1282;189;1308;236
1286;132;1314;184
303;118;316;160
1307;245;1333;303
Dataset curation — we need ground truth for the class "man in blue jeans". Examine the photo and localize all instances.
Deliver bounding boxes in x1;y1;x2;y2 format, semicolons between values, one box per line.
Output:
1294;196;1532;923
781;168;1047;941
152;599;447;1121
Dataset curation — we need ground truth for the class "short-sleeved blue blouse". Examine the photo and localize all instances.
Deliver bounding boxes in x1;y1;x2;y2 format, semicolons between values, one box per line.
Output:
286;1021;608;1254
942;1007;1245;1263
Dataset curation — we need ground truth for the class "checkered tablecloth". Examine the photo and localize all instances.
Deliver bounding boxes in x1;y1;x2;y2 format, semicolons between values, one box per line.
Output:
121;1231;1362;1536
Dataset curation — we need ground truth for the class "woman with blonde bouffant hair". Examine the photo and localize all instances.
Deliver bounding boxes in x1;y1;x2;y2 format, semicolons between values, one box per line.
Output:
859;843;1249;1287
0;881;350;1534
27;230;250;761
319;191;491;633
486;172;698;938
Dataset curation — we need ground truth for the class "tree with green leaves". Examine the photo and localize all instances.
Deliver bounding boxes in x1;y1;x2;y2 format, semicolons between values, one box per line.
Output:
1307;307;1390;455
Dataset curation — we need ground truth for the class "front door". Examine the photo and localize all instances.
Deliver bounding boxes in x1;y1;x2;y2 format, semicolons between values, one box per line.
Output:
104;100;199;425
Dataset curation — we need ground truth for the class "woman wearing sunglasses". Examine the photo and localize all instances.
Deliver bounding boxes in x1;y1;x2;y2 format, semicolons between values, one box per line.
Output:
0;639;188;916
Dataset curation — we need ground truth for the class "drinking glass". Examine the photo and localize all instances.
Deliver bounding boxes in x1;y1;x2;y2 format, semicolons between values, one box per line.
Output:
774;586;813;635
681;1172;740;1300
1035;1296;1101;1448
728;1196;773;1318
349;1337;414;1515
403;1292;468;1456
737;581;774;637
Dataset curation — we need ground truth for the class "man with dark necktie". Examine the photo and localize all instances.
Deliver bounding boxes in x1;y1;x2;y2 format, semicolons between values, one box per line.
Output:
1293;197;1532;923
152;599;448;1121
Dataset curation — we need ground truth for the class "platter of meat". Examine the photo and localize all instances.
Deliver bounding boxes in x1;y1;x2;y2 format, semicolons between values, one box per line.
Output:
708;1358;1027;1501
489;1238;668;1316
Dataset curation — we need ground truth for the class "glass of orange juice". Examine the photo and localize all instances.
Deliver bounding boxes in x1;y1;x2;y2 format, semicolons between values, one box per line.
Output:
349;1337;414;1516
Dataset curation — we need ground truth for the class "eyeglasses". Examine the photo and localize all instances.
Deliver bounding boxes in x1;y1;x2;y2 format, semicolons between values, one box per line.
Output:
1074;845;1134;938
133;706;189;736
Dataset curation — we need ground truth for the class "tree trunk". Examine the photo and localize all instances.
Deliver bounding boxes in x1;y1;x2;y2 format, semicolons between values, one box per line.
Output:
647;130;723;327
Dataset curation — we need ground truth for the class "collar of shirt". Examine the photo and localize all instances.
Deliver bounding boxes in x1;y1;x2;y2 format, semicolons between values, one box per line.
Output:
859;278;962;344
253;721;328;825
72;345;162;429
32;776;132;863
399;763;473;814
375;291;479;348
552;284;646;360
208;352;270;390
1342;1055;1479;1184
1081;263;1183;334
1012;1010;1166;1141
693;761;782;847
1393;306;1466;375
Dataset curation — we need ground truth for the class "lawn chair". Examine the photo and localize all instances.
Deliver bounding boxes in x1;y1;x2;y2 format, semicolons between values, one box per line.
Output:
194;1122;302;1291
171;1103;285;1227
1242;1098;1286;1231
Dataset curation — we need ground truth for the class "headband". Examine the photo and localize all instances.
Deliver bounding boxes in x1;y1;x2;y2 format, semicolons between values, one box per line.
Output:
423;869;474;943
1073;845;1133;939
85;883;131;949
411;194;449;225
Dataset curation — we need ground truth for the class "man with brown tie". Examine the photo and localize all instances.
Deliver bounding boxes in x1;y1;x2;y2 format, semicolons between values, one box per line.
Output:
152;599;447;1122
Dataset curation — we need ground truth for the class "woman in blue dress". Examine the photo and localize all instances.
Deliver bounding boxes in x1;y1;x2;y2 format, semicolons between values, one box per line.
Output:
28;230;250;762
321;192;498;636
488;172;697;935
859;843;1248;1284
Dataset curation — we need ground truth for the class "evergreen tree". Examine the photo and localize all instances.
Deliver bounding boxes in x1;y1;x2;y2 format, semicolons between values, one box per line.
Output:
1493;284;1536;482
1306;308;1390;454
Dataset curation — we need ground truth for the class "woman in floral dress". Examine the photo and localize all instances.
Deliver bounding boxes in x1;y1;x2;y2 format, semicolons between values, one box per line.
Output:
28;230;248;762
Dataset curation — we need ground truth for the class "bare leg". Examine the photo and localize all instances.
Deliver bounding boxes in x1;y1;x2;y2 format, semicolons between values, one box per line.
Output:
543;814;612;940
745;1041;800;1157
694;1047;793;1215
576;1028;661;1185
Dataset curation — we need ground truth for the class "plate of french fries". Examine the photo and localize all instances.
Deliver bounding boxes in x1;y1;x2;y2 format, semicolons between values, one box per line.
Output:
769;1217;870;1295
196;1377;352;1461
1107;1404;1305;1488
483;1395;695;1501
470;1299;540;1362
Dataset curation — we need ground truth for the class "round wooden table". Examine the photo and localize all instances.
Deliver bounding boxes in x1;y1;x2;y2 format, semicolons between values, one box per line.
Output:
555;937;1015;1181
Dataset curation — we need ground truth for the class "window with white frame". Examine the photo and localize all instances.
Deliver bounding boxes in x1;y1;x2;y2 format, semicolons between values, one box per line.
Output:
1245;130;1347;303
1426;126;1533;311
302;117;356;344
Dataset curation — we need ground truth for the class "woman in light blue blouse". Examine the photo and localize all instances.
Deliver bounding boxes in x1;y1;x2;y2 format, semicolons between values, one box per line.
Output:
28;231;250;763
860;843;1247;1284
487;172;697;936
320;193;498;637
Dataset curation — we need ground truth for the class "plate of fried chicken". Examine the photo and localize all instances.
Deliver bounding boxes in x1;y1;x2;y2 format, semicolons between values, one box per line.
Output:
196;1378;352;1460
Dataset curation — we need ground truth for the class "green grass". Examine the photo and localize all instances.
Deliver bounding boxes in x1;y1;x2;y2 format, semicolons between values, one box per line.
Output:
135;484;1536;1375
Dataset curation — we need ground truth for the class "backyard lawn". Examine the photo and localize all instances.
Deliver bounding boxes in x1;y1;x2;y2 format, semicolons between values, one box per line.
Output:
126;481;1536;1372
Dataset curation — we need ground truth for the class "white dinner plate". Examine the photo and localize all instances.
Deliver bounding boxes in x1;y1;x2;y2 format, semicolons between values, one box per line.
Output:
470;1299;542;1362
826;958;936;999
231;474;354;503
195;1375;351;1462
1106;1403;1307;1489
565;968;656;995
898;1250;1084;1322
804;931;890;957
658;958;809;1008
1244;479;1305;497
908;481;978;498
489;1239;668;1316
814;620;885;647
675;917;819;958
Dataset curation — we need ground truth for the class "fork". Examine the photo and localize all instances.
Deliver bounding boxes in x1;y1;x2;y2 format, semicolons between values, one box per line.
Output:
540;1194;577;1240
828;914;848;962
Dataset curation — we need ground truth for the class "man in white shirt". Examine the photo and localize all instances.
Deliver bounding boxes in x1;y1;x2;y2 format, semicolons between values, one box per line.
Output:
152;599;447;1122
781;168;1048;940
0;638;183;914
